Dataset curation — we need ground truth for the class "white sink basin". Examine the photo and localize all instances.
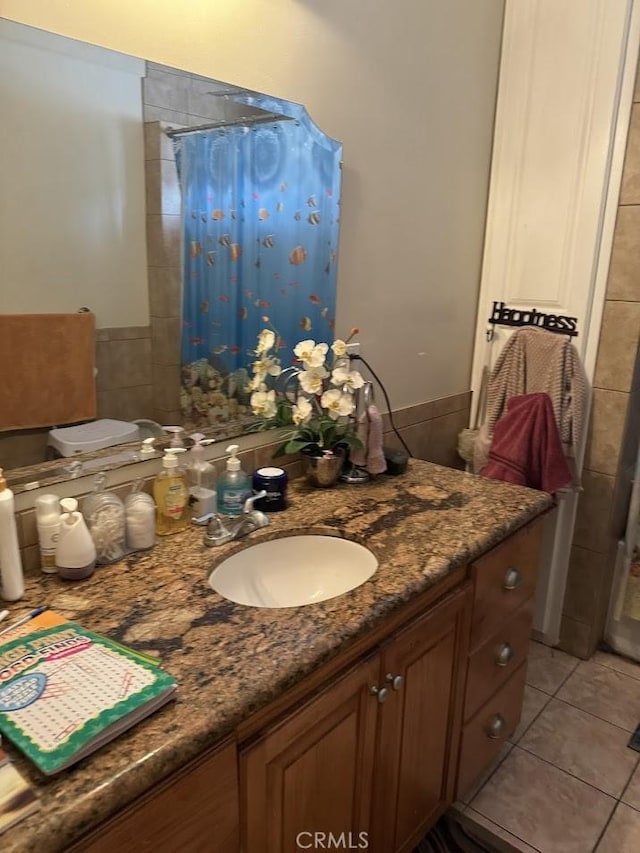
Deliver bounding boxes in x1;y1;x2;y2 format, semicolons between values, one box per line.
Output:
208;535;378;608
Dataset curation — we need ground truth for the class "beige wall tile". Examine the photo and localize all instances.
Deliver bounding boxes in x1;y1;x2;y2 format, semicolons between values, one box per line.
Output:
148;266;182;319
425;409;469;469
621;106;640;204
594;301;640;391
143;105;188;127
151;317;182;366
145;158;181;216
18;509;38;548
558;614;594;659
572;470;616;553
382;392;471;432
103;339;153;390
146;214;181;267
607;206;640;301
584;388;628;475
97;386;154;422
0;430;50;470
144;67;190;112
562;545;604;624
109;327;151;341
152;364;182;412
20;543;41;577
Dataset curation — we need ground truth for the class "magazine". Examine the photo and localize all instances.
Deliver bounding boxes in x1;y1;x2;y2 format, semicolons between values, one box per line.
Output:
0;620;176;775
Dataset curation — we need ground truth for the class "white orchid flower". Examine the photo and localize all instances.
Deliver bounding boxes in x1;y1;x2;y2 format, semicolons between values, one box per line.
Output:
298;367;327;395
331;339;347;358
331;366;365;391
252;356;281;380
321;389;355;420
246;375;266;393
250;389;277;418
292;397;313;425
294;339;329;368
256;329;276;354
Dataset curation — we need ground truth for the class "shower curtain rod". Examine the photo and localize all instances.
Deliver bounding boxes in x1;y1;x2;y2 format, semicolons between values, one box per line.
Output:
166;113;295;137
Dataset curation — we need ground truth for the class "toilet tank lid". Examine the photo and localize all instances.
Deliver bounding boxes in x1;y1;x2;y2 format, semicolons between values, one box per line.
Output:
48;419;140;456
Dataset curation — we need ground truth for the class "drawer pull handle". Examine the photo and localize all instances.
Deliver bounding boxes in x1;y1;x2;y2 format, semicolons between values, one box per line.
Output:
370;685;389;704
385;673;404;691
496;643;514;667
503;567;521;590
486;714;506;740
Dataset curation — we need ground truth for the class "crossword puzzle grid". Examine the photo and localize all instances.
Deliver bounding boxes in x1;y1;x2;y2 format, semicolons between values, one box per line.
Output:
6;645;155;752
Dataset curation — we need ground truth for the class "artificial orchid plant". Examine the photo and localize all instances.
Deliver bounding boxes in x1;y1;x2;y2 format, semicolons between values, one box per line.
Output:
248;322;365;457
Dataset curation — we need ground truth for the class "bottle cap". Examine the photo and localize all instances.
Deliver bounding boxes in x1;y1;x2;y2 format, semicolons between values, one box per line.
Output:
226;444;241;471
60;497;78;521
35;493;61;521
140;437;156;455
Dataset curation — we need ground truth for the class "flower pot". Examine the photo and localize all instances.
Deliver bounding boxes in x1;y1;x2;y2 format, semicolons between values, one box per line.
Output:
303;451;344;488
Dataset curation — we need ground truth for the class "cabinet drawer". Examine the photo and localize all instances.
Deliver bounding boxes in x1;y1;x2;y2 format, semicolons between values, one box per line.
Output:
464;598;533;722
470;520;543;651
457;661;527;796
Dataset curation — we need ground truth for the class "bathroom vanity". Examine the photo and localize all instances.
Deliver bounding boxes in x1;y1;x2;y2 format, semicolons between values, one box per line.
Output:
2;460;551;852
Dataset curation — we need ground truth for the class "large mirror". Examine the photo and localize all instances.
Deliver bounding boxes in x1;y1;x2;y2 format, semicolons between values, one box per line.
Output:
0;18;341;486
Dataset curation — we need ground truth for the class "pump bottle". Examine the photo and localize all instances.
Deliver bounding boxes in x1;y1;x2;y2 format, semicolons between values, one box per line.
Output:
0;468;24;601
153;449;190;535
188;433;217;516
217;445;250;517
55;498;97;580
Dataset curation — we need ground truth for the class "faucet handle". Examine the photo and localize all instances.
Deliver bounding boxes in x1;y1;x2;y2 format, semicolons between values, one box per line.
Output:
243;490;267;513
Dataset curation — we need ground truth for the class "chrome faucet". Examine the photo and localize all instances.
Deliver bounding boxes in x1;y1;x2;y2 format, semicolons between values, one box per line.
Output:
193;491;270;547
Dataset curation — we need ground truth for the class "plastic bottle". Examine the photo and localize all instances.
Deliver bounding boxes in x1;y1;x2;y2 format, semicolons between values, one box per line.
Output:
35;493;62;574
82;473;126;565
125;479;156;551
188;433;217;517
55;498;96;580
0;468;24;601
163;426;185;448
217;445;250;517
153;449;190;535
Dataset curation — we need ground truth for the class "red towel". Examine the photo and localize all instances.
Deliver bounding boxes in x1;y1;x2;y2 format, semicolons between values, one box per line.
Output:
481;393;572;493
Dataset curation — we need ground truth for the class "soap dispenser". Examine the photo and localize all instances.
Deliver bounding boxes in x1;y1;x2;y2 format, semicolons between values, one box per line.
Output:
187;433;217;517
153;449;190;535
217;444;250;517
55;498;97;580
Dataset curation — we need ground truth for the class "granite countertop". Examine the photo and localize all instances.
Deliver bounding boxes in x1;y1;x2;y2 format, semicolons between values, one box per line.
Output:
3;460;552;851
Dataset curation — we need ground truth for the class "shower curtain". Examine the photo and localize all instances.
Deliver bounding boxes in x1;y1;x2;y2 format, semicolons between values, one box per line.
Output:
173;96;342;430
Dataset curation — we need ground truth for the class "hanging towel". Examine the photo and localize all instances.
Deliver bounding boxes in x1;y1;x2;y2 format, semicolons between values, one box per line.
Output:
365;404;387;475
481;393;572;493
474;327;588;476
0;313;96;431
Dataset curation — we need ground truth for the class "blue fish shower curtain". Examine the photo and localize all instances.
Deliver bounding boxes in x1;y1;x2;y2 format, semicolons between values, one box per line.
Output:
173;96;342;431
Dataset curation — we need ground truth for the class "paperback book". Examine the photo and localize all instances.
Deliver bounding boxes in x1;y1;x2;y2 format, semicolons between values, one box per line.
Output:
0;617;176;775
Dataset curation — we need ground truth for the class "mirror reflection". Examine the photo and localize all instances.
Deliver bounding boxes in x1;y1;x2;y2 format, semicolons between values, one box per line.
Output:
0;19;342;483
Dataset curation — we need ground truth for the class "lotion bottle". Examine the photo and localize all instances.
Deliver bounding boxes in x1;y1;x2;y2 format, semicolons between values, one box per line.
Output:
0;468;24;601
55;498;96;580
153;449;190;535
35;493;61;574
217;445;250;517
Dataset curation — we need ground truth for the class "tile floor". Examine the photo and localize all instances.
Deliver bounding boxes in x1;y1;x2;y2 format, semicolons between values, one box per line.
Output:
453;641;640;852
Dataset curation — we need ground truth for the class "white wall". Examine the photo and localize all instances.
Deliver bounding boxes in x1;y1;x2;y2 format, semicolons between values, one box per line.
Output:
0;19;149;327
0;0;505;408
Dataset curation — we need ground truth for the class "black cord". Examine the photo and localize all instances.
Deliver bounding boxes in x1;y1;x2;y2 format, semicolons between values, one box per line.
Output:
349;354;413;458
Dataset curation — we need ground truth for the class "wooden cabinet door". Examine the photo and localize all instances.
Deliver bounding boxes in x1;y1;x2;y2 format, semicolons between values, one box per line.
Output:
372;584;472;853
241;655;380;853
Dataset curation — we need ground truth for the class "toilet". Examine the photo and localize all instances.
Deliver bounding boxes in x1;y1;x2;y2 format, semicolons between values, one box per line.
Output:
47;419;140;458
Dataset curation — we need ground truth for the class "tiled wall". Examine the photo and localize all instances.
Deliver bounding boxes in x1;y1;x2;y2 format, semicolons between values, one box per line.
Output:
13;391;470;575
559;66;640;658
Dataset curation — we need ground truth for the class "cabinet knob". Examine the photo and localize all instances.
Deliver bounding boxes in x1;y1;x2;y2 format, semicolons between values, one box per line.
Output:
370;685;389;704
385;673;404;691
495;643;514;667
503;567;521;590
486;713;506;740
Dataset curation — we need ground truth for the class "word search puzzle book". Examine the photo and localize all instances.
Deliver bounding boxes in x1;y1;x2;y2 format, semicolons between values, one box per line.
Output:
0;619;176;775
